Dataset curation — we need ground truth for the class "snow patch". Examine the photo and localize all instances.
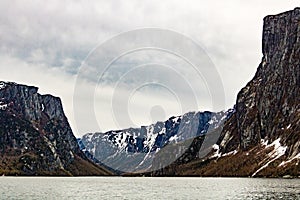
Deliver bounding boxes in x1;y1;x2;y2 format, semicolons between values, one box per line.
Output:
172;116;181;123
86;133;94;142
113;132;128;150
261;139;269;146
0;102;8;110
0;82;6;90
252;138;287;177
143;125;157;150
210;144;221;158
169;135;179;142
91;145;96;155
265;138;286;152
158;127;166;135
208;116;219;125
222;150;238;157
220;114;227;121
278;153;300;167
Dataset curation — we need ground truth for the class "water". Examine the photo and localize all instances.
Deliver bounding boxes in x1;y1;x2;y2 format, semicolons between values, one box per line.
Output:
0;177;299;200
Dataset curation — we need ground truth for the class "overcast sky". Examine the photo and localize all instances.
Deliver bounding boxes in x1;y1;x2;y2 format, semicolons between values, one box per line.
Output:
0;1;298;136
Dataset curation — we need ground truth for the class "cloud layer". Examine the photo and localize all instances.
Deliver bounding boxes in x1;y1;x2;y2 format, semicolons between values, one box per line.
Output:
0;0;298;136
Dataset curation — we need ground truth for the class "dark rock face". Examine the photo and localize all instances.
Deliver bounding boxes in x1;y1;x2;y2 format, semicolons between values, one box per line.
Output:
220;8;300;154
162;8;300;177
0;82;112;175
236;8;300;151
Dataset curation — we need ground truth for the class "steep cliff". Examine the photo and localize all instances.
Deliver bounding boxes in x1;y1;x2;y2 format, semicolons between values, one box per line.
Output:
227;7;300;151
164;8;300;177
0;82;112;175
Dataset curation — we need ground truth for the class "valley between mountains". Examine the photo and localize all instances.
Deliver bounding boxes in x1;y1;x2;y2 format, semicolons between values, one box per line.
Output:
0;8;299;177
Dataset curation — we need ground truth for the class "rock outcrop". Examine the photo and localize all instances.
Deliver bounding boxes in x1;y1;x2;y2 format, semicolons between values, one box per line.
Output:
230;7;300;151
0;82;112;176
156;8;300;177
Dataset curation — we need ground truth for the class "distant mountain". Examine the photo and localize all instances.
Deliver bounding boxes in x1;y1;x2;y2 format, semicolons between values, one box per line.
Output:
80;109;234;173
150;8;300;177
0;82;112;176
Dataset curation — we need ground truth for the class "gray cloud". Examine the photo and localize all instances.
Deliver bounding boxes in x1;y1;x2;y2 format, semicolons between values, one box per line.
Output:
0;0;298;135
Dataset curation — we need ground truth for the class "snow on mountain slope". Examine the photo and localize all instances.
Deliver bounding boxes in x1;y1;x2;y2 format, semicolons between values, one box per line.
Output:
80;109;234;173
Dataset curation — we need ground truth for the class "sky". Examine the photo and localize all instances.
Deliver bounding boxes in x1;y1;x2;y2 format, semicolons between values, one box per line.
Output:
0;1;299;137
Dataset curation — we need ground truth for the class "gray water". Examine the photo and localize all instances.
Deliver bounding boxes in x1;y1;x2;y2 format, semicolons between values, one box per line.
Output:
0;177;299;200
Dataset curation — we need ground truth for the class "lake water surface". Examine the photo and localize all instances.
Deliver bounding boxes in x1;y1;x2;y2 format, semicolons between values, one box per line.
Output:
0;177;299;199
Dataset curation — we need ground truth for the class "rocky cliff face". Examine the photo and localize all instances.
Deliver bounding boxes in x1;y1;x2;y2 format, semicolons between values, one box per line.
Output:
233;7;300;151
220;7;300;161
159;8;300;177
0;82;112;175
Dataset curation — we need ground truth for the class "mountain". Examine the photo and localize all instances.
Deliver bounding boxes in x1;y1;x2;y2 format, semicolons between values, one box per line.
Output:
80;110;234;173
151;8;300;177
0;82;113;176
6;7;297;177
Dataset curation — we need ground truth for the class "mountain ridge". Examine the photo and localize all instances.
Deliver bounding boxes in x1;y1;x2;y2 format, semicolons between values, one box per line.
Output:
0;81;113;176
80;109;234;173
